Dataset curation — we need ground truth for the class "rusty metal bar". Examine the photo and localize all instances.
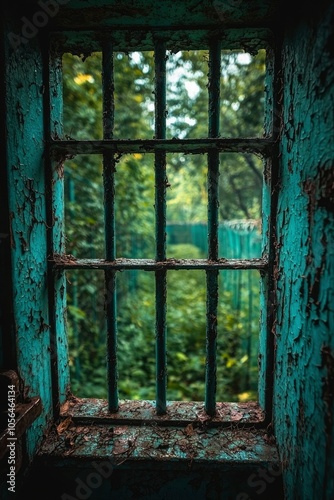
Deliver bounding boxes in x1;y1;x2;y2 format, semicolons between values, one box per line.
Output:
103;42;115;259
262;43;282;423
50;137;273;156
154;41;167;415
45;46;66;415
102;42;118;412
52;256;268;271
205;40;221;416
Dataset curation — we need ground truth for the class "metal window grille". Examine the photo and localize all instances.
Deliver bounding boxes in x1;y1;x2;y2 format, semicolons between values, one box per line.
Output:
47;30;278;419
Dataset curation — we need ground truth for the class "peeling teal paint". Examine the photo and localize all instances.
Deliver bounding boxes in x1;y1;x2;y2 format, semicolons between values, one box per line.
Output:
274;3;334;499
4;35;53;458
1;1;334;499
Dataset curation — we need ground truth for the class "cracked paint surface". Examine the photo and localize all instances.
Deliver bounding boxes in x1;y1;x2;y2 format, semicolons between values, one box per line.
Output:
274;4;334;499
5;36;53;459
2;2;334;499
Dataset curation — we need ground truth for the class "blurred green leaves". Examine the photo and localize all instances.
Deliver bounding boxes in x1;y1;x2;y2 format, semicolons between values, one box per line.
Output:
62;48;265;403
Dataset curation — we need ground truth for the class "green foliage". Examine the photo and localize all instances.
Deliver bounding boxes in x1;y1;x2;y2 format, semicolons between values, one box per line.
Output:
62;48;265;403
115;154;155;258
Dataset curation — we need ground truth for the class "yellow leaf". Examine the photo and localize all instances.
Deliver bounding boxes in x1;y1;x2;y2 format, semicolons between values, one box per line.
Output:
74;73;94;85
238;392;250;402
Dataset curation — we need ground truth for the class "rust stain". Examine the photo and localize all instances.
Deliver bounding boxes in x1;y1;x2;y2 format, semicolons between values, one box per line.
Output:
317;167;334;212
52;253;78;265
303;165;334;227
321;345;334;437
309;257;325;305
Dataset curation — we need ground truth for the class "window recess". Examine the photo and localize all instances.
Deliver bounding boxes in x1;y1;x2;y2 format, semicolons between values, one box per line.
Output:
47;28;276;424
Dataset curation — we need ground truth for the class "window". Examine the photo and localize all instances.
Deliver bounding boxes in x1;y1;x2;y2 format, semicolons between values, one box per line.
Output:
48;27;276;422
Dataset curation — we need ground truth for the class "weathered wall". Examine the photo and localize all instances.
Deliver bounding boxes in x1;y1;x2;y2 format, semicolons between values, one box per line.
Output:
4;22;53;459
0;23;15;371
2;1;334;498
274;3;334;499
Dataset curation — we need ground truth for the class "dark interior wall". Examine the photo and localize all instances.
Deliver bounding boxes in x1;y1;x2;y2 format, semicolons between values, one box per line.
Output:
274;2;334;498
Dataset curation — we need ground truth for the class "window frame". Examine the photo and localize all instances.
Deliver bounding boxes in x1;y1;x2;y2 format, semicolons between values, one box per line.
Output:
46;27;277;426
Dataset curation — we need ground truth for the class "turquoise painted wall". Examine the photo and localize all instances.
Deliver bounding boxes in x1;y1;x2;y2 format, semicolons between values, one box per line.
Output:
1;2;334;498
3;27;53;460
274;3;334;499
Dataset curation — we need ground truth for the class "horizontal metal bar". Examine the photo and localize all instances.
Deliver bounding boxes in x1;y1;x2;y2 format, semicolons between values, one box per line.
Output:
52;255;268;270
50;138;273;156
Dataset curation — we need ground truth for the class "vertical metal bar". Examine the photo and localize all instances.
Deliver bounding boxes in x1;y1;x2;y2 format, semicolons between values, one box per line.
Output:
262;42;282;423
208;41;221;256
205;40;221;416
154;41;167;414
45;40;70;416
102;42;118;412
